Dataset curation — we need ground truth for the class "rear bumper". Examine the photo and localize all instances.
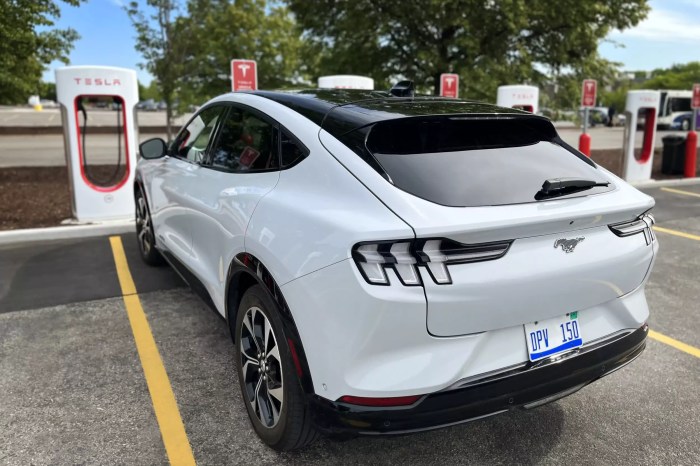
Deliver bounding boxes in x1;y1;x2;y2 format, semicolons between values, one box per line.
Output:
309;324;648;436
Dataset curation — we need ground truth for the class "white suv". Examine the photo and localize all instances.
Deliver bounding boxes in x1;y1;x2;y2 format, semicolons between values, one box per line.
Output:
135;90;657;450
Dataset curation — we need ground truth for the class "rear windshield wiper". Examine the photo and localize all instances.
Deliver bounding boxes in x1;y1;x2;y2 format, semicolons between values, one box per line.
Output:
536;177;610;200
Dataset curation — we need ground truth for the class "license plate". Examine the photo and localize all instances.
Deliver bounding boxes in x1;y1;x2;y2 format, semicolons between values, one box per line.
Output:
524;312;582;362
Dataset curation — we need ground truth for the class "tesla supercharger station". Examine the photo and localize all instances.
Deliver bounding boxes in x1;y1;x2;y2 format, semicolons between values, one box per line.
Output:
496;85;539;113
621;90;660;183
318;75;374;90
56;66;139;222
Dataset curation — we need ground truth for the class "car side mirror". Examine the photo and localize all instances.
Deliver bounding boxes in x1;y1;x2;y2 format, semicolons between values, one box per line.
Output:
139;138;168;159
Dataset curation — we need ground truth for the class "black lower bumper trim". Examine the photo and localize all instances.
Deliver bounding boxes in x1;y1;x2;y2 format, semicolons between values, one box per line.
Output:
309;325;647;435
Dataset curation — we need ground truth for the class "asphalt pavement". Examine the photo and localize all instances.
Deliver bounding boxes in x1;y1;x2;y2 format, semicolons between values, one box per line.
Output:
0;184;699;465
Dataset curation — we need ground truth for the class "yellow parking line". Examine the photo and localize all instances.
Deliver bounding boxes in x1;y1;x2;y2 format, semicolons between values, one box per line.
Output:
653;226;700;241
109;236;196;466
648;330;700;359
660;187;700;198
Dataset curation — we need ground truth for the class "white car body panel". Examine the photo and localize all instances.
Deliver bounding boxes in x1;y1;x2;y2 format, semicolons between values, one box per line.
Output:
423;226;655;336
186;168;279;311
144;156;199;258
281;255;653;401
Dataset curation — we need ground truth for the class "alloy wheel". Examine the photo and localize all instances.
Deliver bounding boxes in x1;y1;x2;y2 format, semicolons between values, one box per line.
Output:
240;306;284;428
136;196;152;255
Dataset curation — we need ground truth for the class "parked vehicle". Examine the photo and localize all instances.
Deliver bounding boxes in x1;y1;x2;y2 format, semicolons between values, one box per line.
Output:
658;90;692;129
136;99;158;111
135;89;657;450
39;99;59;108
615;113;627;127
579;107;610;127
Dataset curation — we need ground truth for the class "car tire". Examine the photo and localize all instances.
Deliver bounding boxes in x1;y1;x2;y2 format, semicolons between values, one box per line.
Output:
135;189;164;266
235;285;319;451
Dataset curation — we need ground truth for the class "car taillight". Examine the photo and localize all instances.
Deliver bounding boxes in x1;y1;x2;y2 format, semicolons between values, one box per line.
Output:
609;213;655;245
352;238;512;286
352;241;418;286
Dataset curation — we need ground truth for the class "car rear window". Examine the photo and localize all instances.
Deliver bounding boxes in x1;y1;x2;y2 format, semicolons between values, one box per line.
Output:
360;116;613;207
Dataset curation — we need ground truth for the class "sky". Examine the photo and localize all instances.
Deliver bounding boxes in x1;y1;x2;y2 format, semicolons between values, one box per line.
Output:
42;0;700;85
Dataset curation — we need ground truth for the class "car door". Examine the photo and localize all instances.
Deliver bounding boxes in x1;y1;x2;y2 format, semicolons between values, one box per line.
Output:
186;104;281;313
148;104;226;262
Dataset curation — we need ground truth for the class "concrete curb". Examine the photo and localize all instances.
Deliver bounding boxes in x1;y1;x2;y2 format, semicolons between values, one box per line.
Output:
0;220;134;246
631;177;700;189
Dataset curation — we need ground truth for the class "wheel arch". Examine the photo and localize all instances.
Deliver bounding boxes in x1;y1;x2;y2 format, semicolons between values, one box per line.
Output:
225;253;315;394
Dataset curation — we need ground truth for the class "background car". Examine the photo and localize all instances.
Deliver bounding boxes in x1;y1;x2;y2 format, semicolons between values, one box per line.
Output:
135;89;657;451
614;113;627;127
38;99;59;108
136;99;158;111
579;107;610;127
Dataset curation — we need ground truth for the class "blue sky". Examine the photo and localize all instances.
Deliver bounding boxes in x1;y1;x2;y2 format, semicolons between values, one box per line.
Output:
43;0;700;85
42;0;147;82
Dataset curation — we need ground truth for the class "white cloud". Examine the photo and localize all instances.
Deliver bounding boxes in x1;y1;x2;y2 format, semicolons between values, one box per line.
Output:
609;7;700;43
110;0;126;8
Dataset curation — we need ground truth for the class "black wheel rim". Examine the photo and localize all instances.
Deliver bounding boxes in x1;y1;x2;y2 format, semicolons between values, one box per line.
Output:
240;306;284;428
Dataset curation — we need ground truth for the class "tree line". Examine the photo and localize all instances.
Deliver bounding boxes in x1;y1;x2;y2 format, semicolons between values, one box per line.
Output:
11;0;700;133
126;0;655;135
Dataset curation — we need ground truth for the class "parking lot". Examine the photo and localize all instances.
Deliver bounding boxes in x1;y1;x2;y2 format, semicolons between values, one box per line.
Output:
1;184;699;465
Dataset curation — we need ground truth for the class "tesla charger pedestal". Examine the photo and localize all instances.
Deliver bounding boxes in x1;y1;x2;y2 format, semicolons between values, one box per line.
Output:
56;66;139;222
496;85;539;113
318;75;374;90
622;90;660;183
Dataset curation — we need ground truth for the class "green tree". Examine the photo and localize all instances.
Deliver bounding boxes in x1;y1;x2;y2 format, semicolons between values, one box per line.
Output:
543;57;623;112
138;80;161;100
0;0;81;104
38;81;57;101
287;0;650;98
127;0;190;139
600;84;630;113
128;0;305;136
180;0;305;102
642;62;700;90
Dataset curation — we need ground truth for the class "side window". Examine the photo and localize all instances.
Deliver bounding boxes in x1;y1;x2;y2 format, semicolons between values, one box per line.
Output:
208;107;280;172
172;106;224;163
280;129;309;168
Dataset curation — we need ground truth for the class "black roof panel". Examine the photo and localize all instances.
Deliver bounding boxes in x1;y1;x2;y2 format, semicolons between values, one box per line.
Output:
249;89;531;137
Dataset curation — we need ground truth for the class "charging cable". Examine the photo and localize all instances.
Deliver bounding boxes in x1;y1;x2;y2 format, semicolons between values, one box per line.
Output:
78;97;123;186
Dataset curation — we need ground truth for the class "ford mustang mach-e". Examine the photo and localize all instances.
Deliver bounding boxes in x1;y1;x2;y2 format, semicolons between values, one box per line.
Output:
135;89;657;450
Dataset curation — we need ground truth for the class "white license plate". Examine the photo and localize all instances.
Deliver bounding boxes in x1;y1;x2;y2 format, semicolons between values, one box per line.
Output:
524;312;582;362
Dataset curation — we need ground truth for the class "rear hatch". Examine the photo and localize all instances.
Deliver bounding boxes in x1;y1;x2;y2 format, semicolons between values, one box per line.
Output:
321;108;656;337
